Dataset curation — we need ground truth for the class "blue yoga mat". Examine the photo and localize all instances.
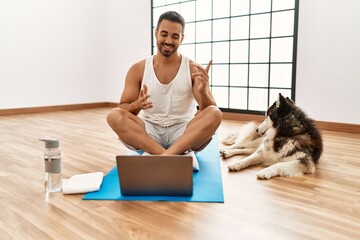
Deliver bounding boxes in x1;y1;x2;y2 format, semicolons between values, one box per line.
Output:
83;134;224;202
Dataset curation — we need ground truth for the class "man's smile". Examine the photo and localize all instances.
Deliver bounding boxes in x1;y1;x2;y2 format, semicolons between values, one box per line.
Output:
162;43;174;51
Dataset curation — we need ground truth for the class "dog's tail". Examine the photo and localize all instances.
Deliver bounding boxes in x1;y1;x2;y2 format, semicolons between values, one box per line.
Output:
221;121;260;145
221;132;238;145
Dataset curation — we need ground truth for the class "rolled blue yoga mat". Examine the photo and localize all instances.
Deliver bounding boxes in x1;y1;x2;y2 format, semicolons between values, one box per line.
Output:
83;134;224;202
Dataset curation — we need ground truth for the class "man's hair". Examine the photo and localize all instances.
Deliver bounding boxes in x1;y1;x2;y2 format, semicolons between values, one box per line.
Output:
156;11;185;34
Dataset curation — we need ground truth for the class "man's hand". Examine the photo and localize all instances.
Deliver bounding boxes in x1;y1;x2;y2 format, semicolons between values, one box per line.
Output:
191;60;217;110
192;60;212;94
137;84;153;110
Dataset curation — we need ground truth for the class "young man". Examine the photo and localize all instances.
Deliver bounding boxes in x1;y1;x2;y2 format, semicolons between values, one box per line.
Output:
107;11;222;156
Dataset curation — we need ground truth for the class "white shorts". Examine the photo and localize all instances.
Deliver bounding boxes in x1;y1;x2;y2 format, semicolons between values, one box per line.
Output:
120;120;189;152
143;120;189;149
120;119;212;153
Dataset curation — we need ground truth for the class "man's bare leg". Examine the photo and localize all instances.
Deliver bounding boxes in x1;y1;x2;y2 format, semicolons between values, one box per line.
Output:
164;105;222;155
107;108;165;154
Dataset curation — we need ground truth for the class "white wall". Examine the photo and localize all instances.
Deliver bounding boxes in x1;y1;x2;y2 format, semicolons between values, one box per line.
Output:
105;0;151;103
296;0;360;124
0;0;150;109
0;0;358;124
0;0;106;109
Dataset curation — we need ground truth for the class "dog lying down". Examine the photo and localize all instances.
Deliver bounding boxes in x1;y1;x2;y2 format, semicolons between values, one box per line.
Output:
220;93;323;179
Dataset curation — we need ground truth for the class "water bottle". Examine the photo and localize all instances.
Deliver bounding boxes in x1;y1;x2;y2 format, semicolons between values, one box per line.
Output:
39;138;62;193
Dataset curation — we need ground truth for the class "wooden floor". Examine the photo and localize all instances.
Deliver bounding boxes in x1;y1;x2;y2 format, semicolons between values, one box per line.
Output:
1;108;359;240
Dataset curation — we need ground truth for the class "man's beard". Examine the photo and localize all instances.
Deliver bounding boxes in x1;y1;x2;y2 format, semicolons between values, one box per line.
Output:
157;42;177;57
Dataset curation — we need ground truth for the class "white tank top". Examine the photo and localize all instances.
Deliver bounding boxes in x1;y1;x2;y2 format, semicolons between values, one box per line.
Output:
139;55;197;126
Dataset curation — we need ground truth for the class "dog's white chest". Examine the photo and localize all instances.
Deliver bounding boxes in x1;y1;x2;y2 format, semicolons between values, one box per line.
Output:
261;137;279;166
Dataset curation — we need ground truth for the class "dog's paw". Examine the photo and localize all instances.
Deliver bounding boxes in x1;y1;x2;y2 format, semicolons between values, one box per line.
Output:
220;149;233;159
256;168;276;179
228;162;246;171
220;149;230;159
219;149;225;157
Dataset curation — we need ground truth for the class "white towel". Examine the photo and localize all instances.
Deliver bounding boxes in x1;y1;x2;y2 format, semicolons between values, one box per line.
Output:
62;172;104;195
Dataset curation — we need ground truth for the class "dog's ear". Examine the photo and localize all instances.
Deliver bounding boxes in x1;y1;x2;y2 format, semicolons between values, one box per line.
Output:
285;97;295;105
276;93;287;108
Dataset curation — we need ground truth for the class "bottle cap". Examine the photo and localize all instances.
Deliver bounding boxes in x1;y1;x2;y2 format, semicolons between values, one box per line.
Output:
39;138;59;148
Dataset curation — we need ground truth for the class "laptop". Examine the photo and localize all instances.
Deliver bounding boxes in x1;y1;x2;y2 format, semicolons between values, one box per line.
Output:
116;155;193;196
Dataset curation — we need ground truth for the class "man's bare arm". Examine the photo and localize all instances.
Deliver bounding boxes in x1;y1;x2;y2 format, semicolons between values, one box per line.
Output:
118;61;153;115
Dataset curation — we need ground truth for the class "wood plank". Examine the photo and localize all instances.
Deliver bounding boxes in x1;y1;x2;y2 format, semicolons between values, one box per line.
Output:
0;108;359;239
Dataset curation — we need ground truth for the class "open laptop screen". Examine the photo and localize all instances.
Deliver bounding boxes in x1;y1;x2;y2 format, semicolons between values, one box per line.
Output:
116;155;193;196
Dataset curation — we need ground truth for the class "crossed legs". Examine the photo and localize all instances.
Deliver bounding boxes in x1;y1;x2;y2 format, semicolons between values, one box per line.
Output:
106;106;222;155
